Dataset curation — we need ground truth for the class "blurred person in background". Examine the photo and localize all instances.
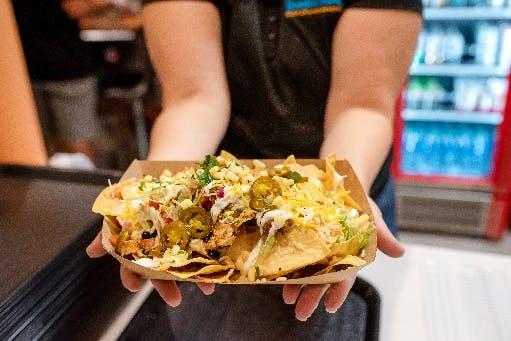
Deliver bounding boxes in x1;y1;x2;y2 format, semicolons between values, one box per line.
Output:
12;0;112;166
87;0;423;337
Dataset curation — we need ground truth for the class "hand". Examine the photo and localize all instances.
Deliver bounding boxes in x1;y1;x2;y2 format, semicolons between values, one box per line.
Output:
282;197;405;321
86;231;216;306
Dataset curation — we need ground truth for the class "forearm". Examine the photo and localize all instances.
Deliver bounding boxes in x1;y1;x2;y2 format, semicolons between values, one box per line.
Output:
143;2;228;161
148;99;229;161
322;8;422;192
320;108;393;193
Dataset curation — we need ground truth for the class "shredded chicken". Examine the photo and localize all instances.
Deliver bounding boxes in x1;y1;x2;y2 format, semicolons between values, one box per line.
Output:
119;240;139;256
206;222;236;249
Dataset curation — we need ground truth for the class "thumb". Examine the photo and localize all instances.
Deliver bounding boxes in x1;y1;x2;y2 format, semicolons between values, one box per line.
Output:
368;198;405;258
86;230;107;258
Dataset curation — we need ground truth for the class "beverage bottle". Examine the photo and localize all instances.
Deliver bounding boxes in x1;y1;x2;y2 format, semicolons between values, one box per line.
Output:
412;29;427;65
442;122;459;176
444;26;465;64
420;121;440;175
450;0;469;6
421;77;445;110
489;0;506;7
406;77;424;109
413;121;429;175
457;123;473;176
430;0;449;7
487;77;508;112
430;122;446;175
481;125;496;177
472;124;496;177
425;25;446;65
401;121;420;174
498;24;511;68
474;22;500;66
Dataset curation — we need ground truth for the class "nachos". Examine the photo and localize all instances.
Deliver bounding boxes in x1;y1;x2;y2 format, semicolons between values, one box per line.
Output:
92;152;376;283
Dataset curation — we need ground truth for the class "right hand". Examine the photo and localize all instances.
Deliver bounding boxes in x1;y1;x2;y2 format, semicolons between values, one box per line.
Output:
86;231;216;306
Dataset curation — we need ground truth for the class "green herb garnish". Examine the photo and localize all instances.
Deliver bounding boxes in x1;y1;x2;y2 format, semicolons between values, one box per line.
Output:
340;213;354;240
287;171;303;183
195;155;218;185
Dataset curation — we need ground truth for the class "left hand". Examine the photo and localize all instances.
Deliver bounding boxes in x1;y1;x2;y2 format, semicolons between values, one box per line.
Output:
86;231;215;306
282;197;405;321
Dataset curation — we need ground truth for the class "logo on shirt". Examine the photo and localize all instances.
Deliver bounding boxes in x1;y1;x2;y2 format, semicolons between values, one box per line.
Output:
285;0;343;17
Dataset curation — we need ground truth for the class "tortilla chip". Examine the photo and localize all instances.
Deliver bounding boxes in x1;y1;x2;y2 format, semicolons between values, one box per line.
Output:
92;185;120;215
195;269;236;283
329;234;367;258
313;255;367;276
283;155;297;165
219;150;237;161
165;264;232;279
256;225;330;277
158;257;220;271
324;154;336;191
223;224;332;279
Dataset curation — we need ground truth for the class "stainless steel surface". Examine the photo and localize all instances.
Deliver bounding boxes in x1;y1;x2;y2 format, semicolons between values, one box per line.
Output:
396;181;492;236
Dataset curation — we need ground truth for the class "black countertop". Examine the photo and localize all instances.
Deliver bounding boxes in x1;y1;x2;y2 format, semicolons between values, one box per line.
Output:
0;165;146;340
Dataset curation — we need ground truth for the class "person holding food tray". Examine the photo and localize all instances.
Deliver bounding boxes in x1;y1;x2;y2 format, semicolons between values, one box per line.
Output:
87;0;422;337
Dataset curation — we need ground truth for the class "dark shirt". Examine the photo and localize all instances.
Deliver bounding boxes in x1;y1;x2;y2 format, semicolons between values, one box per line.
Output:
12;0;95;81
143;0;422;201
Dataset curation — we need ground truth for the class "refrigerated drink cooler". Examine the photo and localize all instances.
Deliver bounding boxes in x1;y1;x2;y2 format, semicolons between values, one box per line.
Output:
393;4;511;240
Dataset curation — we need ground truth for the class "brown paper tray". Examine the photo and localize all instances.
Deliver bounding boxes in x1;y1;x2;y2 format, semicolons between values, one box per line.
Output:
101;159;377;284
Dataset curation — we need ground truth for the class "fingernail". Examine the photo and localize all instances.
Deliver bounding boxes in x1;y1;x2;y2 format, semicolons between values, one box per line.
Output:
85;245;101;258
295;313;309;322
325;307;338;314
202;286;215;295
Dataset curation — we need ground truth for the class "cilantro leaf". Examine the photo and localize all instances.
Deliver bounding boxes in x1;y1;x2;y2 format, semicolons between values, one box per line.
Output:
195;155;218;186
287;171;303;183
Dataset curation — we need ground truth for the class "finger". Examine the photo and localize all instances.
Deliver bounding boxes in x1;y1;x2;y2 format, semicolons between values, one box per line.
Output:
120;265;144;292
324;275;356;313
368;199;405;258
196;282;215;295
85;230;107;258
294;284;330;322
151;279;182;307
282;284;303;305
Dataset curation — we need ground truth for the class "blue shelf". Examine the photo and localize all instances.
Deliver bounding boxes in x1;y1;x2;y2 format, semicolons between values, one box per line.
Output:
402;109;503;125
409;64;510;77
424;7;511;20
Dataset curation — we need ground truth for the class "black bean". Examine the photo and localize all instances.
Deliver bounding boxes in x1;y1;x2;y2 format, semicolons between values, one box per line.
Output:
208;250;220;259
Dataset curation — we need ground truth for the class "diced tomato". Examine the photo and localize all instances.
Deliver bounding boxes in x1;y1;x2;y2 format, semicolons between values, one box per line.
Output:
148;200;160;210
139;238;155;250
161;211;173;223
162;216;173;223
109;234;119;247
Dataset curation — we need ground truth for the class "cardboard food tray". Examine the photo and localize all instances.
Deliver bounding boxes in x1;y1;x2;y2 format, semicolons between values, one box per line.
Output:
101;159;377;285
